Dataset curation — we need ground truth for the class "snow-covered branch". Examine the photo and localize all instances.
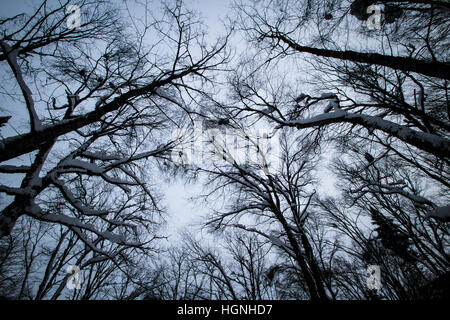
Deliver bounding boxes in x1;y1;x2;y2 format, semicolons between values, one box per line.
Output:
0;184;28;196
427;205;450;222
51;178;109;217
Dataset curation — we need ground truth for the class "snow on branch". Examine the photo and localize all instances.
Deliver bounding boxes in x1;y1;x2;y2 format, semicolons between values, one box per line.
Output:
104;143;174;170
0;40;42;132
60;158;104;174
118;167;153;201
80;151;122;161
363;180;432;206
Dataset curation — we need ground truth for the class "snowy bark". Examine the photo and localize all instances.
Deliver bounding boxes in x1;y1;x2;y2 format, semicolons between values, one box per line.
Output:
270;33;450;80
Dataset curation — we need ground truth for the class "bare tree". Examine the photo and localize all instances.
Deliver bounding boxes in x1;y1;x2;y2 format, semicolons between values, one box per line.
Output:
183;121;331;299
